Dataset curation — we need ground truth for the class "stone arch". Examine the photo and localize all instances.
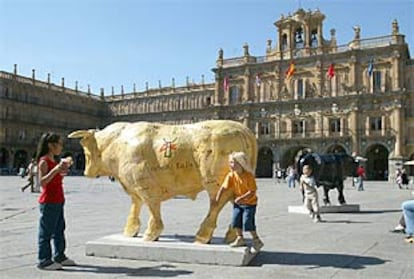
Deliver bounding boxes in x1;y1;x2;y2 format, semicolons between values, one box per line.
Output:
364;144;389;180
280;145;313;169
0;148;9;168
325;143;348;154
256;146;273;178
14;149;28;169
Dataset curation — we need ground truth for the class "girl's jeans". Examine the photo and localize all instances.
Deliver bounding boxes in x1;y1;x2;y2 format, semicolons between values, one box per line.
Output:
38;203;67;267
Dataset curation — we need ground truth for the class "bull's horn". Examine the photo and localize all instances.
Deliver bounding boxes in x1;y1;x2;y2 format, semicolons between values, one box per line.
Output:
68;130;94;139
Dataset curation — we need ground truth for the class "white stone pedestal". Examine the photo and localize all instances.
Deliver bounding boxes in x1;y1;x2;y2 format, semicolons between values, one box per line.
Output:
288;204;360;214
86;234;259;266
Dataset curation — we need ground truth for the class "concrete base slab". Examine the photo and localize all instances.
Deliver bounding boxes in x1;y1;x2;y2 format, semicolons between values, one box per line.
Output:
288;204;360;214
86;234;260;266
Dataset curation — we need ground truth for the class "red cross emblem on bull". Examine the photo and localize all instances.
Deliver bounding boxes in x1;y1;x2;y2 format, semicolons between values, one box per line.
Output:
159;138;177;158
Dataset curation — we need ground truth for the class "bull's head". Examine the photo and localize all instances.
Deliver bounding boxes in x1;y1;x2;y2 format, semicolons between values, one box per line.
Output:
68;129;106;177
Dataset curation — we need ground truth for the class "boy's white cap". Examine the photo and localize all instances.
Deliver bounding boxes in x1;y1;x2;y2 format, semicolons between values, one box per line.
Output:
229;152;254;174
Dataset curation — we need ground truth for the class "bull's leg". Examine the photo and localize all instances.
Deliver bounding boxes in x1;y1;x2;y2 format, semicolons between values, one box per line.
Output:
323;186;331;206
195;190;233;244
143;201;164;241
123;195;143;237
337;182;346;205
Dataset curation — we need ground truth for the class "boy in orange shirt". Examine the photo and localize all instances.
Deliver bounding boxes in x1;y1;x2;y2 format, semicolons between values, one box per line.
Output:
215;152;264;251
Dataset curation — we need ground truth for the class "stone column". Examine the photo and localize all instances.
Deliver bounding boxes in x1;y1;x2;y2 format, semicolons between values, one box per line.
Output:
274;117;280;139
315;112;321;137
214;73;221;105
365;116;370;136
243;67;250;102
287;118;293;138
393;105;403;157
391;51;401;91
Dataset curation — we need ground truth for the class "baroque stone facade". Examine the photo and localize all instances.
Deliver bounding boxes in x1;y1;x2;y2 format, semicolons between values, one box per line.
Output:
1;9;413;180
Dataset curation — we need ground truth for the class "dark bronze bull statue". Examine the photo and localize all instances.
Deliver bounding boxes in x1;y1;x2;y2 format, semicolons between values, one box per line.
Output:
297;153;358;205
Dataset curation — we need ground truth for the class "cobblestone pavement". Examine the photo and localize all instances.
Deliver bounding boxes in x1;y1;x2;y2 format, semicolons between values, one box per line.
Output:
1;176;413;279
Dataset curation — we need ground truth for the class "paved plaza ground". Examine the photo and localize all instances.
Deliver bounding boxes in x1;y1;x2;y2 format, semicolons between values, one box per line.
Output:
0;176;413;279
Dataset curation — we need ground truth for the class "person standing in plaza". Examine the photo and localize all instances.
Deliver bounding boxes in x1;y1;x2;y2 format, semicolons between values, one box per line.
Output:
396;168;403;189
401;168;409;189
215;152;264;252
36;132;76;270
287;165;296;188
356;165;366;191
299;165;322;223
21;158;40;193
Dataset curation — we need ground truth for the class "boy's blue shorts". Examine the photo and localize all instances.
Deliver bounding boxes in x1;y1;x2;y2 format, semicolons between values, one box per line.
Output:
231;204;257;232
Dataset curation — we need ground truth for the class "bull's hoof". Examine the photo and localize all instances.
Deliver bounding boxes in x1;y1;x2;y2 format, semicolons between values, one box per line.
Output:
123;226;139;237
195;225;215;244
224;225;237;244
194;235;211;244
143;228;162;241
143;234;160;241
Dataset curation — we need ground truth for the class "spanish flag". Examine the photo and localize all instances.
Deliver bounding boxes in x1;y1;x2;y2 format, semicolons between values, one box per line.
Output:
285;62;295;79
327;63;335;79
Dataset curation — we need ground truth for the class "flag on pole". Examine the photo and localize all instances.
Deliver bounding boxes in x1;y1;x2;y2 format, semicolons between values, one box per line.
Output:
367;58;374;77
255;73;262;87
327;63;335;79
285;62;295;79
223;76;229;92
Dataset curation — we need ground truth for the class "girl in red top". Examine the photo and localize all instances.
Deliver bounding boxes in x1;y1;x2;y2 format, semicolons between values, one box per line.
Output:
36;132;75;270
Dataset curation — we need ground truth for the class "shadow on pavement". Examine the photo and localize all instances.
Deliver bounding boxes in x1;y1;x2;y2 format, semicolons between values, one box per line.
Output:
250;251;388;269
160;234;227;245
62;263;193;277
321;220;371;224
349;209;402;214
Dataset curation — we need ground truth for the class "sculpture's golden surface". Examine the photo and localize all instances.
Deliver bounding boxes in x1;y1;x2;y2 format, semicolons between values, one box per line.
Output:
69;120;257;243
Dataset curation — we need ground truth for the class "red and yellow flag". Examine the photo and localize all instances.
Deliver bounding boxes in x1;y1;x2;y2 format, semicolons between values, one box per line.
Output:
285;62;295;79
327;63;335;79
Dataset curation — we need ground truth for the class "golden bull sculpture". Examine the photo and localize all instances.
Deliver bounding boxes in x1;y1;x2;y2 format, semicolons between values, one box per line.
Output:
68;120;257;244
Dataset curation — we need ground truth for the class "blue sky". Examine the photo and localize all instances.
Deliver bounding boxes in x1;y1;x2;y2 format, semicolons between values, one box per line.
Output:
1;0;413;94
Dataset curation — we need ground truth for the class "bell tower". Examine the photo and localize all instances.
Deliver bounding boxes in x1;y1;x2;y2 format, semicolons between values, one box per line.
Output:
268;8;327;60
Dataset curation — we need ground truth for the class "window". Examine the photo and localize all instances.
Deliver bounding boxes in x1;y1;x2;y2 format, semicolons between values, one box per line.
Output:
293;120;304;134
0;86;9;98
373;71;381;92
330;119;341;133
297;79;304;99
370;117;382;131
205;97;211;106
282;34;288;50
259;122;270;135
18;130;26;141
229;86;239;105
295;28;304;48
310;30;318;47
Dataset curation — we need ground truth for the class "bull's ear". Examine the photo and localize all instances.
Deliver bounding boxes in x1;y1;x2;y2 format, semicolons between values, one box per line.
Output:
68;130;95;139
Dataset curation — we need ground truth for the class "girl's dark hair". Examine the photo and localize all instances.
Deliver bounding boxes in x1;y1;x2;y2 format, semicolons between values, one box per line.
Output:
35;132;61;162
